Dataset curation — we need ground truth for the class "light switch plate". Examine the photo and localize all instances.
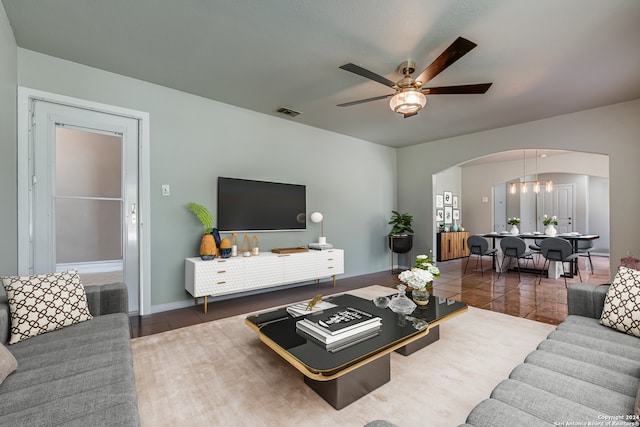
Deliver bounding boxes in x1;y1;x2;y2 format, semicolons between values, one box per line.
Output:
161;184;171;196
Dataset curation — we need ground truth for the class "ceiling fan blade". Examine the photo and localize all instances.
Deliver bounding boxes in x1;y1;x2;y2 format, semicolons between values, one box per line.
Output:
423;83;493;95
403;112;419;119
337;93;393;107
339;63;396;88
414;37;477;86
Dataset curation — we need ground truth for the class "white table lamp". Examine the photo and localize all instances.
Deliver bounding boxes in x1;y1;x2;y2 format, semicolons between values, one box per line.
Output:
310;211;326;244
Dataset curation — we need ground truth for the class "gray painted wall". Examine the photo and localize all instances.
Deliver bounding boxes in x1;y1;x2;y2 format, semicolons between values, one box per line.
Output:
16;49;397;308
397;99;640;282
0;5;17;275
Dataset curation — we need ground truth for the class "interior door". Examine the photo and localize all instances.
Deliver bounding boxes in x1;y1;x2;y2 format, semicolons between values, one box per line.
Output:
31;100;140;312
539;184;574;233
493;183;506;232
553;184;574;233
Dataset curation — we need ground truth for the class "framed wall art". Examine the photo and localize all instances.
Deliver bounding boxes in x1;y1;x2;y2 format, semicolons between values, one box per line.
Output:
444;206;453;224
436;195;444;208
453;209;460;220
436;209;444;222
444;191;452;205
453;196;458;209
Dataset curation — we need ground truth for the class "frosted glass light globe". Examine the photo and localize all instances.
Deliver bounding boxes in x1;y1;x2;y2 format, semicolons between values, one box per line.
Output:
310;212;324;223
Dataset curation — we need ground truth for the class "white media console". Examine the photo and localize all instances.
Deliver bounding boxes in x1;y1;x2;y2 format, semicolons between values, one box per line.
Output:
185;249;344;313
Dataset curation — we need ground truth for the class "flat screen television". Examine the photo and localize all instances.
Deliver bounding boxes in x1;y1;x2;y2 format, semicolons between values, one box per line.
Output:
217;177;306;232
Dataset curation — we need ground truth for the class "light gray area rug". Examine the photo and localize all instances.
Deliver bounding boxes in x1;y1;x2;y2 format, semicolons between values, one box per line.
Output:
131;286;555;427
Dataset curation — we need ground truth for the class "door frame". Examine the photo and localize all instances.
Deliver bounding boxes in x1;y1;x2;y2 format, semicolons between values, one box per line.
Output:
17;86;151;315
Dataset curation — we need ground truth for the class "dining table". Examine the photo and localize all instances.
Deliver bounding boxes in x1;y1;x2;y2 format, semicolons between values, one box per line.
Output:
481;232;600;278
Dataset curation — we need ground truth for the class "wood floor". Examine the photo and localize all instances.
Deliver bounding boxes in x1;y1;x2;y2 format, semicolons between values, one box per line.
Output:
130;255;610;338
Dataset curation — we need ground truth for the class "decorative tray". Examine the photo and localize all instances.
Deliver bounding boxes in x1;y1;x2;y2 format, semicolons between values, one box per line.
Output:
271;247;309;254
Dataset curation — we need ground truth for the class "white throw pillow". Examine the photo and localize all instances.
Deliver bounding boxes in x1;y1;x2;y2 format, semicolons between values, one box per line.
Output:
599;266;640;337
1;270;93;344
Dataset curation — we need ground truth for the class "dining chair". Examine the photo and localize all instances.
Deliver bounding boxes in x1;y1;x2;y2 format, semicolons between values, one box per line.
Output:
498;236;535;280
464;235;499;276
539;237;582;287
528;238;545;263
576;240;594;272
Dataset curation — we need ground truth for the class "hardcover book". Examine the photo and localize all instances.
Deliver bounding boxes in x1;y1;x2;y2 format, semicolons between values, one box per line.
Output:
300;306;381;336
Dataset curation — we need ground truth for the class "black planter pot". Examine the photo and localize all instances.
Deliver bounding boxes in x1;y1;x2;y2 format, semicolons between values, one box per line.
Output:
388;235;413;254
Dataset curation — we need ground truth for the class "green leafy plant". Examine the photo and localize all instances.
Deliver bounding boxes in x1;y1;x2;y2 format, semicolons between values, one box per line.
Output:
543;215;558;226
388;210;414;236
507;217;521;225
186;202;214;234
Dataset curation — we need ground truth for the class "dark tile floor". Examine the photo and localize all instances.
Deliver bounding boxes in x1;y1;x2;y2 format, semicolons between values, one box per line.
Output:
130;255;610;338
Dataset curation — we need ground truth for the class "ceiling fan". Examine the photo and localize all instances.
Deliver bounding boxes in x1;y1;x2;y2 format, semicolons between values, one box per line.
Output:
337;37;492;118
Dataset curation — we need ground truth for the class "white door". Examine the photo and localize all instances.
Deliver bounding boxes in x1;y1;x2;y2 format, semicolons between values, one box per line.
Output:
539;184;574;233
30;100;139;312
553;184;574;233
493;183;507;232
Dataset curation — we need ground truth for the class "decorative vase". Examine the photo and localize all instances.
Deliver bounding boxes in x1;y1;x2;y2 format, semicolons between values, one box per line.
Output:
545;224;557;236
199;234;217;260
388;285;417;314
510;225;519;235
452;222;459;232
412;288;431;306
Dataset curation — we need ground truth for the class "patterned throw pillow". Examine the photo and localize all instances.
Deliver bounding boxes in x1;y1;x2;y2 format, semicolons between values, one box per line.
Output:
599;266;640;337
1;270;93;345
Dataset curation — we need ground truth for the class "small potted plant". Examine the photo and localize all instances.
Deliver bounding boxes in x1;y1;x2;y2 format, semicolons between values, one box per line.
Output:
186;202;217;260
507;217;520;235
543;214;558;236
388;210;414;254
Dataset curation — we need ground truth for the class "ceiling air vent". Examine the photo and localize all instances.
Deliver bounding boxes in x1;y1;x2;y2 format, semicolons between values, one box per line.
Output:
276;106;301;117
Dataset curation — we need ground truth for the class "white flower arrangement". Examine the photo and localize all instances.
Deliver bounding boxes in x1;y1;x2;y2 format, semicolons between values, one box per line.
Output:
414;253;441;279
399;267;434;290
543;215;558;226
507;217;521;225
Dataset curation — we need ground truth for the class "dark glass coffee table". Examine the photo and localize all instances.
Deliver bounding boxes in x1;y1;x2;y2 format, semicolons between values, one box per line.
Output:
245;292;467;409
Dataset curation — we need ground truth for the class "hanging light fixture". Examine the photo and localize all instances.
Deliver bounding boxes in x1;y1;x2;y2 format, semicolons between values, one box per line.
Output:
509;149;553;194
389;88;427;115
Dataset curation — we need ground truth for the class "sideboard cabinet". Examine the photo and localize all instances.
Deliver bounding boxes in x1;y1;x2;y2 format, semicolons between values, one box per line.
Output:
185;249;344;313
436;232;470;261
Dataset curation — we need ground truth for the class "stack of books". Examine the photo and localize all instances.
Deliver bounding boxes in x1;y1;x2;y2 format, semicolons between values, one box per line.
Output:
286;300;337;317
296;306;382;352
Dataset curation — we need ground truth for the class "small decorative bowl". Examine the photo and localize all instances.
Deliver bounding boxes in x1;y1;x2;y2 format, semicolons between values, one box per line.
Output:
219;248;232;258
373;296;390;309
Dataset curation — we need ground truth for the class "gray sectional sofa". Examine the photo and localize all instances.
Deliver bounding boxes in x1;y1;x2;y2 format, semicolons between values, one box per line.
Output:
0;282;140;427
460;282;640;426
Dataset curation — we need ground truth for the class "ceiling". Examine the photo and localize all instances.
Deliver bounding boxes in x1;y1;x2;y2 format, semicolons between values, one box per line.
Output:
3;0;640;148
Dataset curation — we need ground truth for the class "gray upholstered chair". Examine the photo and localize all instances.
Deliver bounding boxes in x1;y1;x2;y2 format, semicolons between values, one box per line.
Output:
528;238;545;263
464;235;499;276
498;236;535;279
576;239;594;271
539;237;582;286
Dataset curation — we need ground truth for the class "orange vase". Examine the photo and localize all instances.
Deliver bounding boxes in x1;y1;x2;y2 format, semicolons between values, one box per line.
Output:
199;234;217;259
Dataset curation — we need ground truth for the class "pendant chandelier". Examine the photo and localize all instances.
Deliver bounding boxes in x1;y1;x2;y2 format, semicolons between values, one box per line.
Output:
509;150;553;194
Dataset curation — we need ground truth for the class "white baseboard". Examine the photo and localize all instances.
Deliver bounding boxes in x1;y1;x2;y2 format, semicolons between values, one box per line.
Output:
56;260;123;274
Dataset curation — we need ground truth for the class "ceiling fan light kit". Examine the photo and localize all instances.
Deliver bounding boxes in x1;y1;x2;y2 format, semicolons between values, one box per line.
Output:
338;37;492;118
389;89;426;115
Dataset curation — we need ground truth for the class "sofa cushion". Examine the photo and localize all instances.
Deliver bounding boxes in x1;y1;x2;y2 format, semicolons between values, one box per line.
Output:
0;313;139;427
600;266;640;337
0;343;17;384
509;363;635;416
1;270;93;344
